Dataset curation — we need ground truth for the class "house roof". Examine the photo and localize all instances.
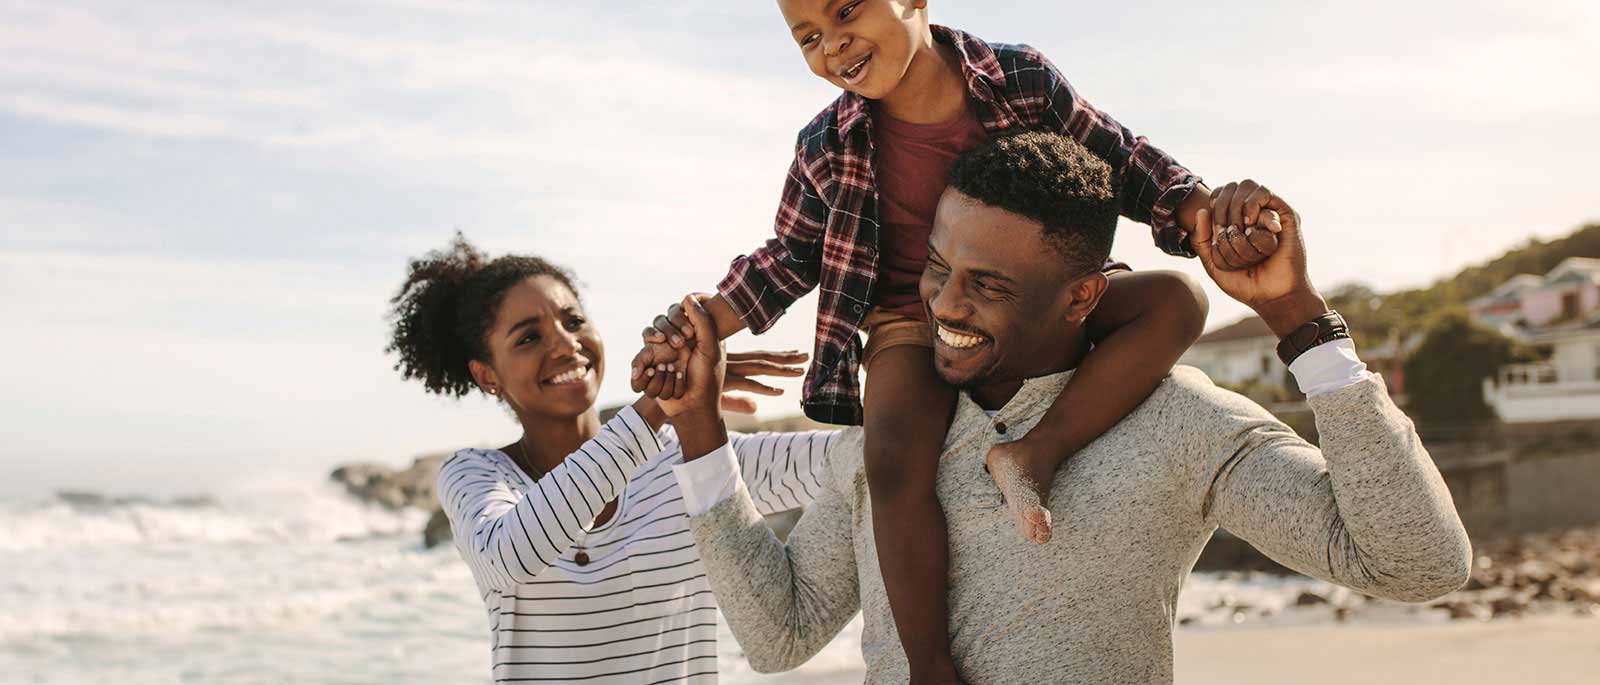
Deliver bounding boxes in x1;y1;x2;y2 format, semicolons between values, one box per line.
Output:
1197;315;1275;344
1469;274;1545;308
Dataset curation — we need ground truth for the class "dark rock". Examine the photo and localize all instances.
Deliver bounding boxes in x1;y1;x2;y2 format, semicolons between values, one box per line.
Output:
424;508;453;549
1294;591;1330;606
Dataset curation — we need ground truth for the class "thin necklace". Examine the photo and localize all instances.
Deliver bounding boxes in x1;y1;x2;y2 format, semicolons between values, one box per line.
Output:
516;432;590;567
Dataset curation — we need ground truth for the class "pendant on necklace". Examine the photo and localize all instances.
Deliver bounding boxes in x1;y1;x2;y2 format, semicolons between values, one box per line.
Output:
574;549;590;566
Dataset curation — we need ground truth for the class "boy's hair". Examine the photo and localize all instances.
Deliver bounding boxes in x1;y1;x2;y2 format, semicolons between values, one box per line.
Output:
386;232;581;397
946;131;1118;274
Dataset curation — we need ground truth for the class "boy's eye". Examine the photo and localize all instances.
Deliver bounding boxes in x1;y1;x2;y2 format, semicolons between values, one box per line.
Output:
800;32;819;46
839;2;860;20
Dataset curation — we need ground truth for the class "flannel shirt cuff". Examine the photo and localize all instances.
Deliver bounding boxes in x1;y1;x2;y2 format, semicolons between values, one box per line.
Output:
716;260;782;335
1150;174;1203;258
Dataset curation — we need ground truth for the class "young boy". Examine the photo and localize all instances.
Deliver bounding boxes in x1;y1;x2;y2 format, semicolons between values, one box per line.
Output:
633;1;1279;680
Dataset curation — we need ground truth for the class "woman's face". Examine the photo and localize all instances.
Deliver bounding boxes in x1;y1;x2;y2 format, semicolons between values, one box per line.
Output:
480;275;603;419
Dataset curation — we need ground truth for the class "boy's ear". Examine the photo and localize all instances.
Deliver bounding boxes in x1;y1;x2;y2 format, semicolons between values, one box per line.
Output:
469;358;500;396
1062;271;1110;325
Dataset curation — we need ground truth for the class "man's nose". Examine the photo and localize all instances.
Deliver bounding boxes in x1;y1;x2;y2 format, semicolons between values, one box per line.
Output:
927;279;968;323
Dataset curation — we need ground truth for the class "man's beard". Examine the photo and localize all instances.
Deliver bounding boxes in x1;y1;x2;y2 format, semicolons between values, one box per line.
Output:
935;352;1003;391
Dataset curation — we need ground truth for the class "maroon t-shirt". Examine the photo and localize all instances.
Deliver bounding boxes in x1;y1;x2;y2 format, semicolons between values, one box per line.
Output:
870;101;989;320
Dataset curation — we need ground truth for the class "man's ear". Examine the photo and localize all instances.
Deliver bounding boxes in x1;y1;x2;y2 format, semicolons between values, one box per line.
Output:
1062;271;1110;325
468;358;500;396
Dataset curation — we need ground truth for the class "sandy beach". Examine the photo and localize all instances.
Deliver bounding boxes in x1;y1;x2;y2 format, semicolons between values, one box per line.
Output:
1175;616;1600;684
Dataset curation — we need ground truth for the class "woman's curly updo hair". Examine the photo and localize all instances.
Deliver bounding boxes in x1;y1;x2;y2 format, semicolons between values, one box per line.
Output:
387;233;580;398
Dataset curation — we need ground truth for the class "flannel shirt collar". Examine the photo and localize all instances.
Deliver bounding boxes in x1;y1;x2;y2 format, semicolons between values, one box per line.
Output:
834;25;1007;139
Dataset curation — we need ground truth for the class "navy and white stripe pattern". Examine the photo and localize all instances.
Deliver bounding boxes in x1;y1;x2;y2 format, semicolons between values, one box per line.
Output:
437;406;833;683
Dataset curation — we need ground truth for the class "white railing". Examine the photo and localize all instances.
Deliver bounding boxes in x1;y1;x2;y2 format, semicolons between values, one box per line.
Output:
1498;362;1560;386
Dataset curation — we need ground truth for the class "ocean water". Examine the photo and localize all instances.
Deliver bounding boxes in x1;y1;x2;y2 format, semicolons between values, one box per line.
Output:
0;482;867;684
0;481;1332;684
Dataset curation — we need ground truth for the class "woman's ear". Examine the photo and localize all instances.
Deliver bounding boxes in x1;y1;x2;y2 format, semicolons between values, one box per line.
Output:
1063;271;1110;324
469;359;500;396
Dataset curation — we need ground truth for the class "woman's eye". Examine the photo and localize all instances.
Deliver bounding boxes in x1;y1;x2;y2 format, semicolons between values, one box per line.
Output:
518;333;540;346
565;317;586;332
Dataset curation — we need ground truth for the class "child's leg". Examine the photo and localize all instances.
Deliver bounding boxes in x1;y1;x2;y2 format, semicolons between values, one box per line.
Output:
863;343;960;679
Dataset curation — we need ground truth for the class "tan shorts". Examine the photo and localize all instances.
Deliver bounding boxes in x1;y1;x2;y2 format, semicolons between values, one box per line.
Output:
861;308;933;373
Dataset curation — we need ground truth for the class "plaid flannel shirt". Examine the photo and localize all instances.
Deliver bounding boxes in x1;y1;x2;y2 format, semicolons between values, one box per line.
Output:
716;26;1202;425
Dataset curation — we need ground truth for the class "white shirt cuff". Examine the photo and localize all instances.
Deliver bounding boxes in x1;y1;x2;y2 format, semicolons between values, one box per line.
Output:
671;442;740;517
1288;338;1374;397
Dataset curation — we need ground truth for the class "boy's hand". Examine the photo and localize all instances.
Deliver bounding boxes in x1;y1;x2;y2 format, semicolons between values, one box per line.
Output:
1197;179;1281;271
1192;190;1329;336
643;297;705;349
630;339;689;399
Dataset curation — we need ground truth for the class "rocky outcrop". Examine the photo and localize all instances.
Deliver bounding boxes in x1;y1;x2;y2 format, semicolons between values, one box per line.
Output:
330;454;450;547
1428;525;1600;620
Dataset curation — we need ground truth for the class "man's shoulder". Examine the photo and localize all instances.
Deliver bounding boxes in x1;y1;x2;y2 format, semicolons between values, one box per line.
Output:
1137;365;1281;428
817;426;868;492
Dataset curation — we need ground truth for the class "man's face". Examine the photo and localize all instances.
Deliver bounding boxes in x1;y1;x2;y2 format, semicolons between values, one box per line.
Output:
776;0;927;100
919;188;1105;389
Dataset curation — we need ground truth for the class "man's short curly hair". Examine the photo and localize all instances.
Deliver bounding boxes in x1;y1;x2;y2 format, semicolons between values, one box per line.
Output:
386;233;580;398
946;131;1118;274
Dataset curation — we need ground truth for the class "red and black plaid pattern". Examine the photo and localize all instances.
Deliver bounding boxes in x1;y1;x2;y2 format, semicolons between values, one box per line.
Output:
717;26;1202;425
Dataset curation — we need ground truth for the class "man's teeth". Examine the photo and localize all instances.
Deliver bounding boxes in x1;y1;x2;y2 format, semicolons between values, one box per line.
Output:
936;326;984;349
548;367;589;384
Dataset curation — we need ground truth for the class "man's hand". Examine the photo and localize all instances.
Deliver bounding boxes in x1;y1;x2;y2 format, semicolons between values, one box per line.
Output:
1194;180;1282;271
1192;189;1329;337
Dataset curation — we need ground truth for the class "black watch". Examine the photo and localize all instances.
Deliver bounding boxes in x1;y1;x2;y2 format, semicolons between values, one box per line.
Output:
1276;311;1350;366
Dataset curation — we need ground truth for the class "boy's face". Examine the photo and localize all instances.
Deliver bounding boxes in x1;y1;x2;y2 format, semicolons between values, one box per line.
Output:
777;0;929;100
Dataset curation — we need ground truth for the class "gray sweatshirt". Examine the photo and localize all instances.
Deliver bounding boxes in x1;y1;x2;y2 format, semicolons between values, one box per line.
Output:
685;367;1471;683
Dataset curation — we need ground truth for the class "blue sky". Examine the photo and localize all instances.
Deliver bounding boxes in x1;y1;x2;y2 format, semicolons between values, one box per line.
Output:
2;0;1596;496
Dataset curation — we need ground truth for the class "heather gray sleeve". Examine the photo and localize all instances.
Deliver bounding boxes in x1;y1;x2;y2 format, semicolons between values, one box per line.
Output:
1182;372;1472;602
686;470;860;673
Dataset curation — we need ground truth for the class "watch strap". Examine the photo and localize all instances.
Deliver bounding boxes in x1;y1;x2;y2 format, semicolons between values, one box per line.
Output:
1276;311;1351;366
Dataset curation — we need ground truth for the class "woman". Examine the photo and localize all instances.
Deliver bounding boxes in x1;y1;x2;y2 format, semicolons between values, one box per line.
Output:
388;235;831;683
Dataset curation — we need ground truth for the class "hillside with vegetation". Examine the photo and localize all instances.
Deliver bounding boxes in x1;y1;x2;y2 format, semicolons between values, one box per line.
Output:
1328;223;1600;342
1325;223;1600;435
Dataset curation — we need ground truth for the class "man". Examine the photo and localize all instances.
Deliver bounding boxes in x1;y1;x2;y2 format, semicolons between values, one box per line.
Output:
670;132;1471;683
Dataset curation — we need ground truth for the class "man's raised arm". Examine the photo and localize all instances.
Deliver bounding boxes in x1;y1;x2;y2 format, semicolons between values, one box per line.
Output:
1185;191;1471;601
660;295;862;673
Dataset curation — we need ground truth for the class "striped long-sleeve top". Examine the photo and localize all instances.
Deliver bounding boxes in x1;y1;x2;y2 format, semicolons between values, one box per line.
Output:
436;406;834;684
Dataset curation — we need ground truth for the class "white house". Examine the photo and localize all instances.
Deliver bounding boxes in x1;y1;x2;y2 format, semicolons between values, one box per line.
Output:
1482;316;1600;423
1181;316;1280;389
1477;258;1600;423
1183;315;1415;398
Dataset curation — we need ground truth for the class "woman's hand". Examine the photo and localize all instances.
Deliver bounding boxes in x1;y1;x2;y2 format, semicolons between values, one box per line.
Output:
718;350;808;414
655;295;726;418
